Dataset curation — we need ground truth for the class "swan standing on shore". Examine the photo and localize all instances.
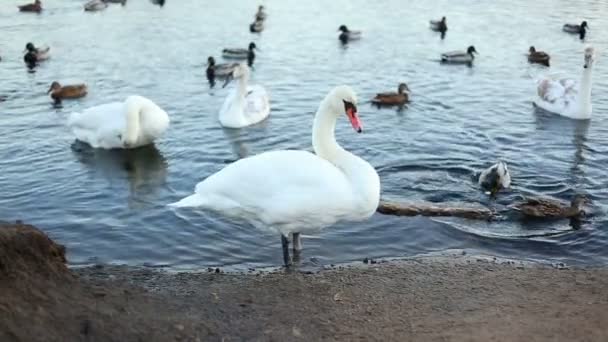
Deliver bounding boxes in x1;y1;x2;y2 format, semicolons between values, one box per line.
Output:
219;63;269;128
534;46;595;120
68;95;169;149
169;86;380;266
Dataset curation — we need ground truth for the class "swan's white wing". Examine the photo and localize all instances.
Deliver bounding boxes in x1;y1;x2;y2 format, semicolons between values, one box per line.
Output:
68;102;126;148
171;150;359;233
244;85;270;124
537;78;566;102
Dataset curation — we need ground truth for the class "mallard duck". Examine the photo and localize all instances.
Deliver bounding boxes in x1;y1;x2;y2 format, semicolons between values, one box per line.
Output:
24;42;50;60
441;46;477;64
512;195;587;219
250;20;264;33
338;25;362;44
478;161;511;197
206;56;238;87
84;0;108;11
222;42;257;67
47;82;87;103
430;16;447;33
371;83;410;106
528;46;550;66
18;0;42;12
563;21;588;40
150;0;165;7
255;5;266;21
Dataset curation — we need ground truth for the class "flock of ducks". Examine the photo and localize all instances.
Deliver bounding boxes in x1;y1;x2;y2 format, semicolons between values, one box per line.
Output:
7;2;598;265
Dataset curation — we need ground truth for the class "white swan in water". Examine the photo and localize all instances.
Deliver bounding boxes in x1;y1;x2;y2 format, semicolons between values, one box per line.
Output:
68;95;170;149
170;85;380;265
534;46;595;120
219;63;270;128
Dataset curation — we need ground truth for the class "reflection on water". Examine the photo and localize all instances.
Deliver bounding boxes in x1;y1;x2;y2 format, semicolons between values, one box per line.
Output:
0;0;607;269
71;141;168;207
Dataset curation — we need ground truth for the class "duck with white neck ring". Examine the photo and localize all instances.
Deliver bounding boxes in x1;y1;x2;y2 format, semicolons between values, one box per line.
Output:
169;86;381;266
219;63;270;128
67;96;169;149
534;46;596;120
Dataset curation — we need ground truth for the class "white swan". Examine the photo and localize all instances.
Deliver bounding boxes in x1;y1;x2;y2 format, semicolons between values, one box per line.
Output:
68;95;170;149
478;161;511;197
170;85;381;265
534;46;595;120
219;63;270;128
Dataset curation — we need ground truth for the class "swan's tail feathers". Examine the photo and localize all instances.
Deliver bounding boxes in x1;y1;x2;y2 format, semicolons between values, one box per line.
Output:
168;194;204;208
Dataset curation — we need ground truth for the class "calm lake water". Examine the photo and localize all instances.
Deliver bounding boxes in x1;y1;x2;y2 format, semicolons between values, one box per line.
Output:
1;0;607;270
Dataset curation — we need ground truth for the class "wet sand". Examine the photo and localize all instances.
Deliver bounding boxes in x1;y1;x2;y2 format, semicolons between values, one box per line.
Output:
2;222;608;341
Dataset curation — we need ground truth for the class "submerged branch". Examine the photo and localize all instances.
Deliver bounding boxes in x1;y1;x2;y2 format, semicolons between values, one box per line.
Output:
377;200;495;221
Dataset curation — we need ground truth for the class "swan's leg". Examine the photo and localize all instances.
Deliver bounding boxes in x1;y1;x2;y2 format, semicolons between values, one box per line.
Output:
292;232;303;252
281;234;291;266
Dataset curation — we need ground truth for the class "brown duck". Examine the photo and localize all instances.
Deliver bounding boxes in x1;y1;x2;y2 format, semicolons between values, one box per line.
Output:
371;83;410;106
48;82;87;102
18;0;42;12
528;46;550;66
512;195;587;219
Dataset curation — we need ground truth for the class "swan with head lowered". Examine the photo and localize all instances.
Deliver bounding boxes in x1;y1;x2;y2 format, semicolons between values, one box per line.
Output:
534;46;595;120
68;95;169;149
219;62;270;128
169;86;380;266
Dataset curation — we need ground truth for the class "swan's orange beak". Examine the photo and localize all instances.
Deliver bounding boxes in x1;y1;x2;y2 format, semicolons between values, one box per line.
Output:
347;108;362;133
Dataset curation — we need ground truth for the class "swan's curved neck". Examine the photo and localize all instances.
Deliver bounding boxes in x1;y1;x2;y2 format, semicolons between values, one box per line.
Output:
125;100;142;142
579;65;593;117
312;98;344;161
236;73;249;100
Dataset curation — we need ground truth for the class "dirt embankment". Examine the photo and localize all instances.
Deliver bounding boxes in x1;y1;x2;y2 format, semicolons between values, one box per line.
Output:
1;222;608;342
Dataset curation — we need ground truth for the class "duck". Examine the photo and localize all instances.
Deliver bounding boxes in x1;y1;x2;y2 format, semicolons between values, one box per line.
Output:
67;95;169;149
478;161;511;197
534;46;595;120
371;83;410;106
47;82;87;103
18;0;42;12
528;46;550;66
218;63;269;128
338;25;362;44
84;0;108;11
150;0;165;7
255;5;266;21
563;21;588;40
169;85;380;266
24;42;50;60
512;195;587;219
206;56;237;80
441;46;477;64
222;42;257;67
249;19;264;33
429;16;447;33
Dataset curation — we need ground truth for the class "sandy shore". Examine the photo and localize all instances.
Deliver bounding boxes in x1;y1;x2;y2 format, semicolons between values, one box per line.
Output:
2;222;608;341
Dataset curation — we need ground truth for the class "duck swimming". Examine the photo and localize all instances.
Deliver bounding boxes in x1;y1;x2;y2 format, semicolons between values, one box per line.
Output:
255;5;266;21
478;161;511;197
512;195;587;219
222;42;257;67
68;95;169;149
23;42;49;68
84;0;108;11
48;82;87;104
250;20;264;33
534;46;595;120
169;85;380;266
206;57;238;87
441;46;477;64
219;63;269;128
528;46;550;66
338;25;362;44
563;21;588;40
371;83;410;106
430;16;447;34
18;0;42;12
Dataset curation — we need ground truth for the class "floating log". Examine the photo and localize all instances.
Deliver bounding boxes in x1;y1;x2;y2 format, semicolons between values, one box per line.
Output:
377;200;495;221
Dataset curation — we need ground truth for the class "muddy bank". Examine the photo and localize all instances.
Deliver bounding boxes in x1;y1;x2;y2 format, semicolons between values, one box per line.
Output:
2;222;608;341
